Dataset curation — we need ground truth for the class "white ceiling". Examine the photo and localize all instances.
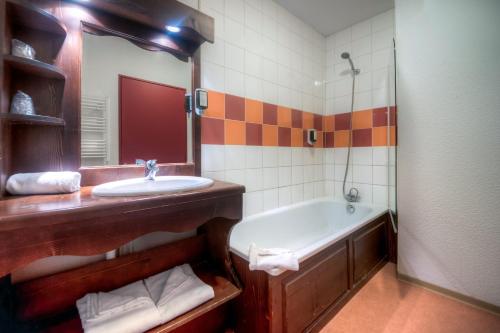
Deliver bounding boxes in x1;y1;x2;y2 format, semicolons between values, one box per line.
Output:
275;0;394;36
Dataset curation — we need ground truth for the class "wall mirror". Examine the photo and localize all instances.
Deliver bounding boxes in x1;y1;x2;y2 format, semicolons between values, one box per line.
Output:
81;32;192;167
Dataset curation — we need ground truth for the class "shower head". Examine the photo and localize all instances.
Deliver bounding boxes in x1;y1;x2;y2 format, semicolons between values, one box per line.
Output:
340;52;360;75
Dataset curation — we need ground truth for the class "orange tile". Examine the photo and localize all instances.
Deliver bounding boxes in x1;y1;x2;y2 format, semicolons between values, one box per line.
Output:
291;128;303;147
352;110;373;129
315;131;324;148
390;126;397;146
262;125;278;146
303;112;314;129
204;90;225;119
373;127;388;146
225;120;246;145
277;106;292;127
323;115;335;132
245;99;263;124
334;130;350;148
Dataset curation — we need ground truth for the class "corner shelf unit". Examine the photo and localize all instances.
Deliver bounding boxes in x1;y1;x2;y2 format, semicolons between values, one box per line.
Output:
0;113;65;127
0;0;68;196
3;54;66;80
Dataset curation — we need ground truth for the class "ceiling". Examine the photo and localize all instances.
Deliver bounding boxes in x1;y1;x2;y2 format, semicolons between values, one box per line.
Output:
275;0;394;36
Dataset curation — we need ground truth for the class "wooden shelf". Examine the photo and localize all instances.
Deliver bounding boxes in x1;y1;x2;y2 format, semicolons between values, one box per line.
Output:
6;0;67;37
0;113;65;127
148;264;241;333
4;54;65;80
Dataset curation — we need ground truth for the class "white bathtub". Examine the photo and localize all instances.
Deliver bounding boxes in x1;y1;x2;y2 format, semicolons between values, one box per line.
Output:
230;198;388;265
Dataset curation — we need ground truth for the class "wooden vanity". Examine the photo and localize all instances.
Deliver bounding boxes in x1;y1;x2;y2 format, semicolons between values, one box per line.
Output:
0;181;245;332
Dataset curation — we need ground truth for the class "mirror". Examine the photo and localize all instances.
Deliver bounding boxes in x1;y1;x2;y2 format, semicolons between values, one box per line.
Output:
81;33;192;167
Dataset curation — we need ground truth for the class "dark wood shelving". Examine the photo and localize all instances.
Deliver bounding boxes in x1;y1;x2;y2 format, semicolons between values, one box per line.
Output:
6;0;67;37
4;54;65;80
148;264;241;333
0;113;65;126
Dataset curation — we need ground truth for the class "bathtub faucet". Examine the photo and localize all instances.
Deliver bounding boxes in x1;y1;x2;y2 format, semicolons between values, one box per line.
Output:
345;187;359;203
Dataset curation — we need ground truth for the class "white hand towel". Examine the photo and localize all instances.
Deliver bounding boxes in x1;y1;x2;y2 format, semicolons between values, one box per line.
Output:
144;264;215;324
6;172;81;195
248;243;299;276
76;280;162;333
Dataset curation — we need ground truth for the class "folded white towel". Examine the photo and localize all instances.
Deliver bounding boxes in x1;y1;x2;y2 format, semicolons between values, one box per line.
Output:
144;264;215;324
76;280;162;333
248;243;299;276
6;172;81;195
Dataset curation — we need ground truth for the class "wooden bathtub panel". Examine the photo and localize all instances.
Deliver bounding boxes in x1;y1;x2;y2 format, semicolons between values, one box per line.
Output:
283;242;349;333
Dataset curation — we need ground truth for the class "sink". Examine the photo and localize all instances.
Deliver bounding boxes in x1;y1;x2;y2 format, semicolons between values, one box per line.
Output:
92;176;214;197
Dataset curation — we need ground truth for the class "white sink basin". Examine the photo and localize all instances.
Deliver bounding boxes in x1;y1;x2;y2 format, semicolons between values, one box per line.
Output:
92;176;214;197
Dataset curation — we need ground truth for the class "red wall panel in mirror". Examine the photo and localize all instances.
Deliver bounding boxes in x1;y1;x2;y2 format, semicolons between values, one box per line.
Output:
119;75;187;164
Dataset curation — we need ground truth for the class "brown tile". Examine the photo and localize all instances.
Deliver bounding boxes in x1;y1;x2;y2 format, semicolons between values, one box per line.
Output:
201;117;224;144
246;123;262;146
334;130;350;148
335;113;351;131
314;114;323;131
278;127;291;147
323;115;335;132
291;128;303;147
225;94;245;121
291;109;303;128
324;132;335;148
245;99;263;124
352;110;373;129
353;128;372;147
263;103;278;125
224;120;245;145
204;90;225;119
373;107;397;127
262;125;278;146
303;112;314;129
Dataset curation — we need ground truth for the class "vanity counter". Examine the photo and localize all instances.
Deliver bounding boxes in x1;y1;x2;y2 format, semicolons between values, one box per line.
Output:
0;180;244;277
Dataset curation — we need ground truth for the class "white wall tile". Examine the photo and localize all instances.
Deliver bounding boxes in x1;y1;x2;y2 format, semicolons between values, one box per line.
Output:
263;167;279;189
263;188;279;211
278;186;292;206
278;166;292;187
245;146;263;168
225;169;246;186
202;145;225;171
245;168;263;191
278;148;292;166
353;165;373;184
225;145;246;170
245;191;264;216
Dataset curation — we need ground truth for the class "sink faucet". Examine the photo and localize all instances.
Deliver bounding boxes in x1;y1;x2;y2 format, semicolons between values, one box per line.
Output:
136;159;159;180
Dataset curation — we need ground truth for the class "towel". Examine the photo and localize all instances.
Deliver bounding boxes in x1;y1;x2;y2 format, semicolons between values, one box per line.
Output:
76;280;162;333
248;243;299;276
6;172;81;195
144;264;215;324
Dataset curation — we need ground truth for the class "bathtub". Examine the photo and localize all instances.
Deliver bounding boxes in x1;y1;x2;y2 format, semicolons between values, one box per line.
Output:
229;198;392;333
230;197;388;266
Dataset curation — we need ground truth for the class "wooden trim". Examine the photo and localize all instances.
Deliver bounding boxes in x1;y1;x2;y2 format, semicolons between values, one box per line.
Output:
397;272;500;316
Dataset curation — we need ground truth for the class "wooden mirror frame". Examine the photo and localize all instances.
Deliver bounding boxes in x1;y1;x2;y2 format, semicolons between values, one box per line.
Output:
34;0;212;186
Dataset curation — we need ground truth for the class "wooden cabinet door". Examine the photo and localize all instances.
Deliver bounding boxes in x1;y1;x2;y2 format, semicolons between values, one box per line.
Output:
352;218;388;285
283;243;349;333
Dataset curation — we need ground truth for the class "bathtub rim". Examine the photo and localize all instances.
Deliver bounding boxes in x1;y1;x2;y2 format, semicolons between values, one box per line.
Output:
229;197;389;270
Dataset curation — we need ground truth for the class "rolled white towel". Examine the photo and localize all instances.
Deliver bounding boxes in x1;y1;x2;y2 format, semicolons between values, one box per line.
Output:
76;280;162;333
6;172;81;195
144;264;215;324
248;243;299;276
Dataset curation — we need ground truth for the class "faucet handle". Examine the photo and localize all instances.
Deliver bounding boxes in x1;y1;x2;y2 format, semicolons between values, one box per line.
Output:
135;159;146;166
146;159;158;171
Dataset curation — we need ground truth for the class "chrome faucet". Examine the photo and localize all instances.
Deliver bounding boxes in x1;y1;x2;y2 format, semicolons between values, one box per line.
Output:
344;187;360;203
136;159;159;180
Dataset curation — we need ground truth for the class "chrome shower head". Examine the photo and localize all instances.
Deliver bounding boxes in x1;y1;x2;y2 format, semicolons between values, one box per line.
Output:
340;52;360;75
